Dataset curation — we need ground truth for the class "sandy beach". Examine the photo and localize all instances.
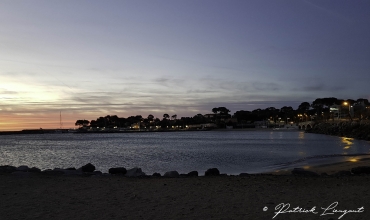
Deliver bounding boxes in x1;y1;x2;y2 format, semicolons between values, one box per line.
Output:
2;158;370;220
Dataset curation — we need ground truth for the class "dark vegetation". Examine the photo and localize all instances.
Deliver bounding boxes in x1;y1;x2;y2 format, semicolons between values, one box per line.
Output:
75;98;370;130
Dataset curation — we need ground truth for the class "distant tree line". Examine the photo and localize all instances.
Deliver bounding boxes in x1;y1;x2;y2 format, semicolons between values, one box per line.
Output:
75;97;370;129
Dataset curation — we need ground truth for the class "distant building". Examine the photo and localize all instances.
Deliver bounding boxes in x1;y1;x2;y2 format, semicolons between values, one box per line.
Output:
204;113;231;121
330;104;351;119
131;123;140;129
203;114;216;119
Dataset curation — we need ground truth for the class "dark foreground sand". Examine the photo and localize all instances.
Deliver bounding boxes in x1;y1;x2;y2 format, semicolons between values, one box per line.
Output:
1;171;370;220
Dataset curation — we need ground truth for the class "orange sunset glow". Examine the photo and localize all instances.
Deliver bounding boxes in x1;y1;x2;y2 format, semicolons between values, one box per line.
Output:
0;112;80;131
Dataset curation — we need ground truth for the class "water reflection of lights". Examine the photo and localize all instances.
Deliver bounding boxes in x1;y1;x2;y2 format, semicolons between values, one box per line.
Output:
341;137;354;152
349;158;358;162
341;137;354;145
298;132;305;139
269;132;274;139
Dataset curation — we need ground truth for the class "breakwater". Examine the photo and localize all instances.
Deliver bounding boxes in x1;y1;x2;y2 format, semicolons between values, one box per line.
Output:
306;121;370;141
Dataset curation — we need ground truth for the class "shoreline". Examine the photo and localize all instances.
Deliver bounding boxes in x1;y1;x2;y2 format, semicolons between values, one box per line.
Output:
307;121;370;141
4;153;370;177
268;155;370;175
0;127;294;135
262;153;370;174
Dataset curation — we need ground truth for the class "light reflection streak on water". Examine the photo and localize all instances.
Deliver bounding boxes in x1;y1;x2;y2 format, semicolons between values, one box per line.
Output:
341;137;354;152
296;131;307;157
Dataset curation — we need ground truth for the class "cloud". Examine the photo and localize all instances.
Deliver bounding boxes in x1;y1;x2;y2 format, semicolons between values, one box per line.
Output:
300;0;353;23
0;70;38;77
295;84;347;92
154;77;170;83
186;89;215;94
302;85;324;91
197;77;283;95
251;82;280;91
0;89;18;95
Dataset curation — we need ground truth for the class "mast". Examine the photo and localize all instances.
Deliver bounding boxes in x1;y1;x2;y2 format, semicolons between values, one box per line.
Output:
60;111;62;129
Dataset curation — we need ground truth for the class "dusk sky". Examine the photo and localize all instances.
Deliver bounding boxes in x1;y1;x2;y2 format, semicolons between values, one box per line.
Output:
1;0;370;130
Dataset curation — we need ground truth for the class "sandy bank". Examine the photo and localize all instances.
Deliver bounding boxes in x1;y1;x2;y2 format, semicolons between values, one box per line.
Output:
270;155;370;176
1;166;370;220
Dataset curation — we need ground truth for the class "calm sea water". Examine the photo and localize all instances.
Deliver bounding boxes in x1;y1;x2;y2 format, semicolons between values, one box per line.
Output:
1;130;370;175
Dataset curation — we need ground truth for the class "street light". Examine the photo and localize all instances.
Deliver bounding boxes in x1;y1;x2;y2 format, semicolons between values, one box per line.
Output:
297;114;302;122
343;102;351;119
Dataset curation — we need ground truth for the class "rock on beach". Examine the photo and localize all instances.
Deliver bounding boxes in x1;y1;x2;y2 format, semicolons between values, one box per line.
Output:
108;167;127;175
0;166;17;173
205;168;220;176
125;167;145;177
80;163;95;172
187;171;198;177
163;171;179;178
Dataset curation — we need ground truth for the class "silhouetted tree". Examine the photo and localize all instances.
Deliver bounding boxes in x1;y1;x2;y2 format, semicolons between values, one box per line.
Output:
109;115;119;127
148;114;154;121
356;98;369;105
134;115;143;121
280;106;293;112
212;107;230;115
75;119;89;127
233;110;253;122
297;102;310;112
193;114;206;124
163;113;169;120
